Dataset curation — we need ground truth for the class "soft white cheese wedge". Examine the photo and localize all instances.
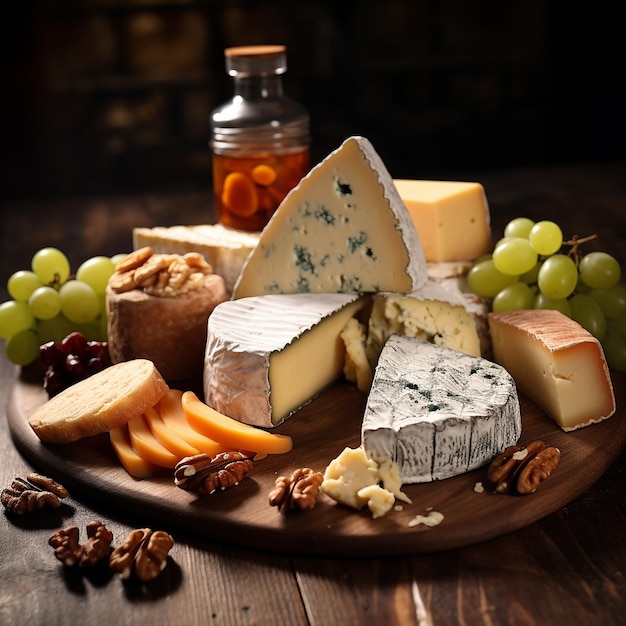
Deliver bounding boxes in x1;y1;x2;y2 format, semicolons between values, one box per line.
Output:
362;335;522;483
232;136;427;299
204;293;368;427
488;309;616;431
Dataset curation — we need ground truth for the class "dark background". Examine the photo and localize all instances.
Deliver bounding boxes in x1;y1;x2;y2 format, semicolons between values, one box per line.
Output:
1;0;624;201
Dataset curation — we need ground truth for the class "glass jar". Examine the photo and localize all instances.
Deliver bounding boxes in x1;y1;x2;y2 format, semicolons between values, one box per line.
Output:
210;45;311;231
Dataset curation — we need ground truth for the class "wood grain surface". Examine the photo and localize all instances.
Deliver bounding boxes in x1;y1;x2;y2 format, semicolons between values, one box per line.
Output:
8;369;626;557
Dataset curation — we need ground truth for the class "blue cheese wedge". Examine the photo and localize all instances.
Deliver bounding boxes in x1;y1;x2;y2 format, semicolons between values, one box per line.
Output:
204;293;368;427
342;279;481;393
362;335;521;483
232;136;427;299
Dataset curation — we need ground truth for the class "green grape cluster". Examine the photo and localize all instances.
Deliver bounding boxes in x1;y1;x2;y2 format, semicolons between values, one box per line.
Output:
468;218;626;372
0;247;125;366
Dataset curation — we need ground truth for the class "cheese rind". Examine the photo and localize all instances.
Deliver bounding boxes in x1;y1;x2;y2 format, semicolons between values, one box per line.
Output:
204;293;368;427
393;179;491;262
133;224;260;294
488;309;616;431
362;335;521;483
232;136;427;299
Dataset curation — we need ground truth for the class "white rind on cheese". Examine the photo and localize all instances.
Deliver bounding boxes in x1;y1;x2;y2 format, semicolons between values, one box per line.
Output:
488;309;616;431
232;136;427;299
133;224;260;294
362;335;522;483
204;293;368;427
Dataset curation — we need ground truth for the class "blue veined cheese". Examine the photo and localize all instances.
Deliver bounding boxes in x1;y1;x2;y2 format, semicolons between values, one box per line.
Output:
204;293;369;427
232;136;427;299
362;335;521;483
342;279;481;393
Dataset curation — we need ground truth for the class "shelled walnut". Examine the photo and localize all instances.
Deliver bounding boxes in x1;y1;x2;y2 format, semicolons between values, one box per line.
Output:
1;473;69;515
487;440;561;495
109;528;174;582
269;467;324;514
49;520;113;567
109;246;214;297
174;451;255;495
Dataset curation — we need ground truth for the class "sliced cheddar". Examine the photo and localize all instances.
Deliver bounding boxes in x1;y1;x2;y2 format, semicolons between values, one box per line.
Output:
488;309;615;431
157;389;227;457
144;405;200;459
110;424;157;479
127;414;179;468
182;391;293;455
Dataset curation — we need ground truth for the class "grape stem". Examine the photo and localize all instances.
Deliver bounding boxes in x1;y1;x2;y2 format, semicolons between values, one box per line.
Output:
564;233;597;266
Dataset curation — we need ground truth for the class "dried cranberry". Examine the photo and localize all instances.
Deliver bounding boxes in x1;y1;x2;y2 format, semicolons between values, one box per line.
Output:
59;332;88;358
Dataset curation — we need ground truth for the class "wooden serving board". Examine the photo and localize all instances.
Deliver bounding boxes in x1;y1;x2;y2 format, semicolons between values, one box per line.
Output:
7;372;626;557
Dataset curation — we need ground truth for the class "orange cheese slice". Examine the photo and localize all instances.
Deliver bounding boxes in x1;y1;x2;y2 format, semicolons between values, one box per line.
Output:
157;389;227;457
127;414;179;468
109;424;157;479
144;405;200;458
182;391;293;455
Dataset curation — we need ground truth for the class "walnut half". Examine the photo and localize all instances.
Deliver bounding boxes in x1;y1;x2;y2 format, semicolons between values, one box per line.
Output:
109;528;174;582
2;473;69;515
487;440;561;495
269;468;324;514
174;451;255;495
49;520;113;567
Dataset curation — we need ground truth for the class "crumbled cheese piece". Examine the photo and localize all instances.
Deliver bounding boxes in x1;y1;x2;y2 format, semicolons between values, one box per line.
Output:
408;510;445;528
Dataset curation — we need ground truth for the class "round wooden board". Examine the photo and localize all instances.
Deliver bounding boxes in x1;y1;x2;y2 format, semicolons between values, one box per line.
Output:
7;372;626;557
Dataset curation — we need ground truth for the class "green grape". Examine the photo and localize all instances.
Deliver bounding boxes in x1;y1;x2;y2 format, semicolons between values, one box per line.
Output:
5;328;40;366
504;217;535;239
537;254;578;299
492;237;538;275
0;300;35;338
569;293;606;340
467;259;519;298
579;252;621;289
528;220;563;256
602;330;626;371
59;280;100;324
36;314;75;344
111;253;129;268
76;256;116;294
534;293;572;317
492;282;534;312
7;270;42;301
589;284;626;320
575;274;592;294
31;247;71;287
520;261;541;285
607;316;626;337
28;286;62;320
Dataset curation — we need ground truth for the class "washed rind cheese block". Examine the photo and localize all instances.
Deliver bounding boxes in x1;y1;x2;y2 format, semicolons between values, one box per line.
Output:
133;224;260;295
362;335;522;483
232;136;427;299
342;279;481;393
488;309;616;431
204;293;369;427
393;179;492;262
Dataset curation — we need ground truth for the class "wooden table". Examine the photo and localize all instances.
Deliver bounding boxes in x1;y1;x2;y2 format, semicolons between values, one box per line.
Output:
1;162;625;625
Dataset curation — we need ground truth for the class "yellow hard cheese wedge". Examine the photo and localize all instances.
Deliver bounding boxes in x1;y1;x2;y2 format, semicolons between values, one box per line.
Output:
182;391;293;455
157;389;227;457
109;424;157;479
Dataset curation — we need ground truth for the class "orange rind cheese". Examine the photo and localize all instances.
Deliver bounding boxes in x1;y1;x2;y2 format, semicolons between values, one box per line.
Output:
182;391;293;455
109;424;157;479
